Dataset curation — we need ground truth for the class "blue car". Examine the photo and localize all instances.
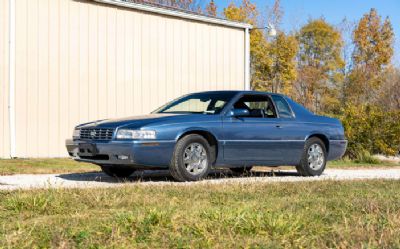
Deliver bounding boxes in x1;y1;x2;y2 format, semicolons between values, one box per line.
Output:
66;91;347;181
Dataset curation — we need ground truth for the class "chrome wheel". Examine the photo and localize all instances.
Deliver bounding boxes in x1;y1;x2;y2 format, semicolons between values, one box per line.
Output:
183;143;208;175
307;144;324;170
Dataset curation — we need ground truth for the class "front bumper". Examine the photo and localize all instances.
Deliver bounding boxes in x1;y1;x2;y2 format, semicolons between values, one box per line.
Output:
66;139;175;168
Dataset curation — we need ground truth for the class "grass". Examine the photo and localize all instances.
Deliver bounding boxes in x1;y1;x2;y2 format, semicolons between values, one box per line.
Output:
0;158;399;176
328;158;400;168
0;159;98;175
1;180;400;248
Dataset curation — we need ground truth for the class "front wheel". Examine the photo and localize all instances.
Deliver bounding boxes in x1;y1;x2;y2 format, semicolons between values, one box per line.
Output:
170;134;211;182
100;165;136;178
296;137;327;176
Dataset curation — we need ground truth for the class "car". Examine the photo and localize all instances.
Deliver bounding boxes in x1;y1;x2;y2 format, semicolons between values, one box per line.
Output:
66;91;347;181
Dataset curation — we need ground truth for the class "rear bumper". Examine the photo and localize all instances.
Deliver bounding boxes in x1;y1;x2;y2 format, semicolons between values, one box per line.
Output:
328;140;348;160
66;139;175;168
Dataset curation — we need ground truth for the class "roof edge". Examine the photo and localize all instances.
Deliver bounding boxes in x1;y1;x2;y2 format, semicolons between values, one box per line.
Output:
93;0;253;29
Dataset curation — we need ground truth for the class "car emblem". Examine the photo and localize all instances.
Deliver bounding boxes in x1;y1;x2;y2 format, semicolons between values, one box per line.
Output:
90;131;97;138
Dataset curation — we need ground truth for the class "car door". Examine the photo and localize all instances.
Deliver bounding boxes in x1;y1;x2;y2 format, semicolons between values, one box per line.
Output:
271;95;306;164
222;94;283;163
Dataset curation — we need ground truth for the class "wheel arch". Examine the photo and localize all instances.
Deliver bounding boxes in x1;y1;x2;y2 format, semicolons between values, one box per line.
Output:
176;128;219;164
306;133;330;154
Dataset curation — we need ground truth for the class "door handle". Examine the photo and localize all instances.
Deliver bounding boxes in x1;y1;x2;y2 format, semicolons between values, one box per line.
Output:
276;125;283;129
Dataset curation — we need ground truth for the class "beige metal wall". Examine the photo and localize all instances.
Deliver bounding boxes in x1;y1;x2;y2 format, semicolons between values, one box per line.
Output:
0;0;10;158
4;0;246;158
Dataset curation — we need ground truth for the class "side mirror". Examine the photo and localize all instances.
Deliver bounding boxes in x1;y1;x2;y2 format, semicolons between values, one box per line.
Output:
228;109;250;117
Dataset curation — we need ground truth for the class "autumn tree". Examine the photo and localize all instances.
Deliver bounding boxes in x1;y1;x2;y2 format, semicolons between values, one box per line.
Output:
259;0;298;94
293;19;344;113
224;0;272;89
254;32;298;94
205;0;217;17
344;8;394;104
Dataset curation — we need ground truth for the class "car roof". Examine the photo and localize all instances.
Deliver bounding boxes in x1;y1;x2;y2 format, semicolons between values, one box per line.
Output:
192;90;285;97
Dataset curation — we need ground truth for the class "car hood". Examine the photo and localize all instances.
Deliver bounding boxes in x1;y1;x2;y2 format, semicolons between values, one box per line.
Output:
77;113;205;129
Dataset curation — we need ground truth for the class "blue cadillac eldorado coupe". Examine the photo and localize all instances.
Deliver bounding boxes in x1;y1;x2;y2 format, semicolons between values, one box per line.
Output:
66;91;347;181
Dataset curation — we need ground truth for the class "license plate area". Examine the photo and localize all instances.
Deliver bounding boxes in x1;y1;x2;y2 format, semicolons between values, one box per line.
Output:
78;143;98;157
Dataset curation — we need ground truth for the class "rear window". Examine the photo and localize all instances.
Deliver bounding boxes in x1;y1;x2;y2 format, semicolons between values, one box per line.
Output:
271;95;294;118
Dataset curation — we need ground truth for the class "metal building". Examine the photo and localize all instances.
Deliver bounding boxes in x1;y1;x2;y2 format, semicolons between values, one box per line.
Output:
0;0;251;158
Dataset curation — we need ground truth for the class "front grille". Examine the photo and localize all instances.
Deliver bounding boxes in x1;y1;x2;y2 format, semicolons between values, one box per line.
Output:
80;128;114;140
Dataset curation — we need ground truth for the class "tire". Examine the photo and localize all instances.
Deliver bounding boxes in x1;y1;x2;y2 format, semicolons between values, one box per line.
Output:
100;165;136;178
296;137;327;176
230;166;253;174
170;134;211;182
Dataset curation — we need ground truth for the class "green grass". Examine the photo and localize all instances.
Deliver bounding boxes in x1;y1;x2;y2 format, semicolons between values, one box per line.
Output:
1;180;400;248
0;159;98;175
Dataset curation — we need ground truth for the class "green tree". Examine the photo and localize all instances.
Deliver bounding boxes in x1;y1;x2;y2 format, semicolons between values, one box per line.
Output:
294;19;344;113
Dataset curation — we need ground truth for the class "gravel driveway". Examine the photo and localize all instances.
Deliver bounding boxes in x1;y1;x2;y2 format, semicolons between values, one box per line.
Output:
1;168;400;190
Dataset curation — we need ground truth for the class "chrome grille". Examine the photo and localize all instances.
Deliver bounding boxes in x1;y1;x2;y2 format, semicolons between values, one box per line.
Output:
80;128;114;140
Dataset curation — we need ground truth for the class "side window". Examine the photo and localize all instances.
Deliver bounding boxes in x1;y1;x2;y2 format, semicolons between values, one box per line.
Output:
271;95;294;118
233;95;277;118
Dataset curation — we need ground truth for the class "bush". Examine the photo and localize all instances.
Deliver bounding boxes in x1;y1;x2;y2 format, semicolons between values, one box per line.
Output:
339;105;400;158
353;150;381;164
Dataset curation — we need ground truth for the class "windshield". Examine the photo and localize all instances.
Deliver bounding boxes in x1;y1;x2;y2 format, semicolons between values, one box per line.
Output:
154;92;237;115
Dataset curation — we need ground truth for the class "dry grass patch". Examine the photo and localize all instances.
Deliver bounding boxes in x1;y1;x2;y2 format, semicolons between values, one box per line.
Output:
0;159;98;175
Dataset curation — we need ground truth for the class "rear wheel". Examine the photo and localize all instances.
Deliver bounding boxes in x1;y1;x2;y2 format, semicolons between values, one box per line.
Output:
296;137;327;176
170;134;211;182
100;165;136;178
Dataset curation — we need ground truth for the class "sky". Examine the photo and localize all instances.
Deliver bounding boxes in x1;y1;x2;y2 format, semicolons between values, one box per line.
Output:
212;0;400;66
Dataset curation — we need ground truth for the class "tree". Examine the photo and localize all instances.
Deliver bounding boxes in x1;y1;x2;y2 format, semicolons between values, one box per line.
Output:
352;8;394;71
375;67;400;111
266;0;283;30
254;32;298;94
345;8;394;104
293;19;344;113
260;0;297;94
337;18;356;77
205;0;217;17
224;0;272;89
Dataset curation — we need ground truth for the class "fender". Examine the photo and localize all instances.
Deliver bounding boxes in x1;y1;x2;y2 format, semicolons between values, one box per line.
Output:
174;127;220;142
305;131;330;141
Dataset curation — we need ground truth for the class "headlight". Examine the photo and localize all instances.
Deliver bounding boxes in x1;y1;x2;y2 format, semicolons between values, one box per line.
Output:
72;129;80;139
116;129;156;140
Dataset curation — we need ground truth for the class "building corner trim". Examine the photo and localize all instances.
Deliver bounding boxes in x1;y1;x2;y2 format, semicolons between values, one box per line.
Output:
244;28;251;90
8;0;16;158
